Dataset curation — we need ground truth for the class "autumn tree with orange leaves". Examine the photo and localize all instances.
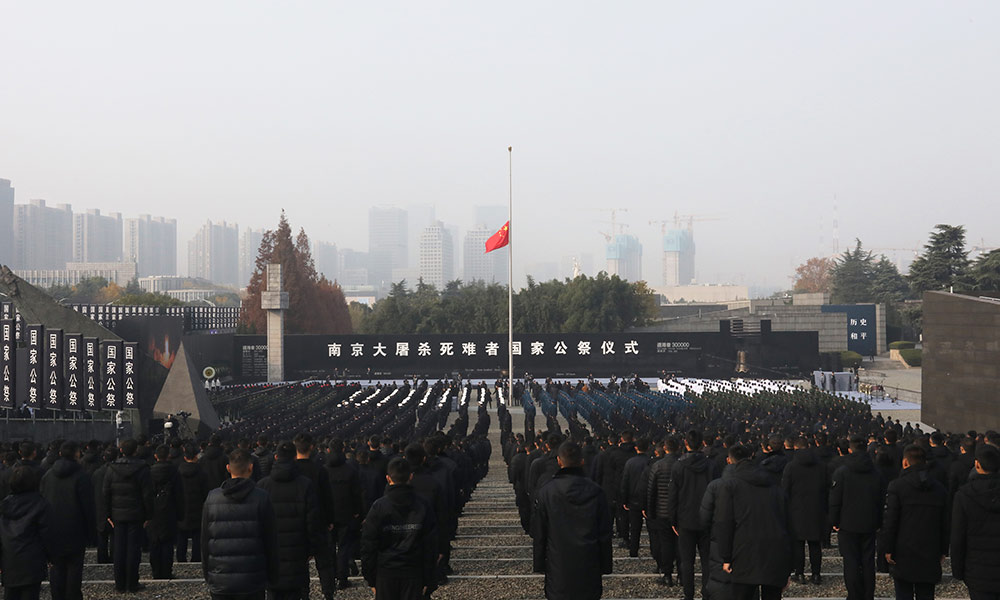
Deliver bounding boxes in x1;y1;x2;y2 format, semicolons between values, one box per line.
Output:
792;257;833;294
239;212;352;335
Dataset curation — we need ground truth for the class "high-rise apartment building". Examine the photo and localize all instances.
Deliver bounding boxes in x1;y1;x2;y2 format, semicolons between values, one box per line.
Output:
0;180;13;267
13;199;73;270
73;209;123;264
606;234;642;282
662;229;695;286
406;205;436;270
463;227;507;284
238;227;265;286
187;220;239;287
313;241;339;282
419;221;454;290
368;206;408;291
124;215;177;277
338;249;369;287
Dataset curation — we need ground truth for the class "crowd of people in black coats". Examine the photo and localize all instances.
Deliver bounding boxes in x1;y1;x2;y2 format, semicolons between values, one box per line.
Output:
501;382;1000;600
0;386;493;600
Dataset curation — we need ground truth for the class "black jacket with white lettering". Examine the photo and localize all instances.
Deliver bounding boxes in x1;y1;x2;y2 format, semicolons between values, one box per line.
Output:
360;483;438;587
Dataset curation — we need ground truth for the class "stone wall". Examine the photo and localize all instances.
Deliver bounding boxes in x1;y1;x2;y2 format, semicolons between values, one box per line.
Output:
922;291;1000;433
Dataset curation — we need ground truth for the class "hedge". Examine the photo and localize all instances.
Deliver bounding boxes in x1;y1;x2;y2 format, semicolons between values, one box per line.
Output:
889;341;916;350
899;348;922;367
840;351;864;369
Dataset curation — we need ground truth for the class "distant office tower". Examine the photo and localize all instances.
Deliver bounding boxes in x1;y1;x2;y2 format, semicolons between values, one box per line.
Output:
606;234;642;282
463;227;507;284
239;227;265;286
407;205;436;270
662;228;695;286
0;179;13;267
187;220;239;286
13;199;73;270
338;248;369;287
313;241;339;282
368;206;408;290
73;209;123;264
124;215;177;277
419;221;454;290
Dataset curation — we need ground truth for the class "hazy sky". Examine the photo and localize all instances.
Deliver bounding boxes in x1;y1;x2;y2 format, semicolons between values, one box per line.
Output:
2;1;998;291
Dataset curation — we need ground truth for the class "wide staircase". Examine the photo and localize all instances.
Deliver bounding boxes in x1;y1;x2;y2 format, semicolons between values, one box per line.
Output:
69;398;970;599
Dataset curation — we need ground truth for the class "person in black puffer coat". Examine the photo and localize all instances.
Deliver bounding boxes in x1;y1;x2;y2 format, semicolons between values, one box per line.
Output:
830;436;886;600
199;436;229;491
646;437;681;586
202;449;278;599
39;442;96;600
0;465;57;600
781;438;828;584
325;438;364;589
176;442;210;563
668;431;716;600
620;438;652;558
103;439;154;593
148;445;184;580
879;445;949;600
699;462;733;600
951;444;1000;599
91;447;117;564
258;442;327;600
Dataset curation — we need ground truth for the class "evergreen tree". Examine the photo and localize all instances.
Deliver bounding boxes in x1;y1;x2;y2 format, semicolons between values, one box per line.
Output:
908;224;970;293
869;257;910;303
830;240;874;303
968;249;1000;292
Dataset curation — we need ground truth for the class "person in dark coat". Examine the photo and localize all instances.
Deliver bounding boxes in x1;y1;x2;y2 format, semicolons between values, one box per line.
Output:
176;442;210;563
148;444;184;580
292;433;336;600
880;445;949;600
668;430;716;600
202;449;278;600
620;438;652;558
781;438;828;585
39;441;96;600
325;438;365;590
830;435;886;600
91;446;117;564
532;441;613;600
258;442;327;600
645;437;681;586
699;461;734;600
361;458;438;600
951;444;1000;600
508;443;531;533
527;434;562;508
404;443;447;594
200;435;230;490
103;438;154;593
0;466;57;600
947;438;977;499
713;445;792;600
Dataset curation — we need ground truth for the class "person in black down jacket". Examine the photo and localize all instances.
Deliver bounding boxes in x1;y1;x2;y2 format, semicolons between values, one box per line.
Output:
103;439;154;593
91;447;117;564
202;448;278;600
699;461;734;600
176;442;210;563
713;445;792;600
361;458;438;600
620;438;652;558
830;435;886;600
668;430;716;600
1;465;57;600
879;445;949;600
645;437;681;586
258;442;327;600
951;444;1000;600
325;438;364;590
781;438;828;585
148;445;184;580
292;433;337;599
403;443;447;594
532;441;613;600
39;441;96;600
200;435;230;491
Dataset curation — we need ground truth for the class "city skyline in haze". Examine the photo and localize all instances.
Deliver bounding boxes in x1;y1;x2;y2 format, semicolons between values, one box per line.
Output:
2;2;998;293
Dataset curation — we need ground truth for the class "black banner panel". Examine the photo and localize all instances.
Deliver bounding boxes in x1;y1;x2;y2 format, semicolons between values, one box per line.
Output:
84;338;100;412
0;319;14;410
24;325;43;409
65;334;83;411
44;329;64;410
101;341;123;411
123;342;138;410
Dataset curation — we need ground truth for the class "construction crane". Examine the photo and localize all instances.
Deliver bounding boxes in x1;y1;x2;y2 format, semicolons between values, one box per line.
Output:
672;212;723;231
594;208;629;243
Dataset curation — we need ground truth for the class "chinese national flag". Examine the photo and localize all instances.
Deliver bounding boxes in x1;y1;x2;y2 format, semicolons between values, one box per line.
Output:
485;221;510;253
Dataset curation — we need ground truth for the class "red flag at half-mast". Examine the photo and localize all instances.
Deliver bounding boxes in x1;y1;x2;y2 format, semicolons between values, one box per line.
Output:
485;221;510;253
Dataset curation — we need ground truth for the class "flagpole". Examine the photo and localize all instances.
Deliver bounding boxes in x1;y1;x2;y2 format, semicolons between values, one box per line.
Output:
507;146;514;409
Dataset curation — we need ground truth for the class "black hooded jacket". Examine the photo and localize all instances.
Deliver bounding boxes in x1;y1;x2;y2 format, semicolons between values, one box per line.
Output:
879;465;949;584
668;451;716;531
0;492;56;588
39;458;97;555
324;451;364;526
713;461;792;587
147;461;184;542
781;448;828;541
951;473;1000;592
829;452;885;534
531;467;613;600
103;457;154;523
199;445;229;490
360;483;438;587
645;454;677;521
257;460;325;591
177;460;210;532
201;477;278;595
